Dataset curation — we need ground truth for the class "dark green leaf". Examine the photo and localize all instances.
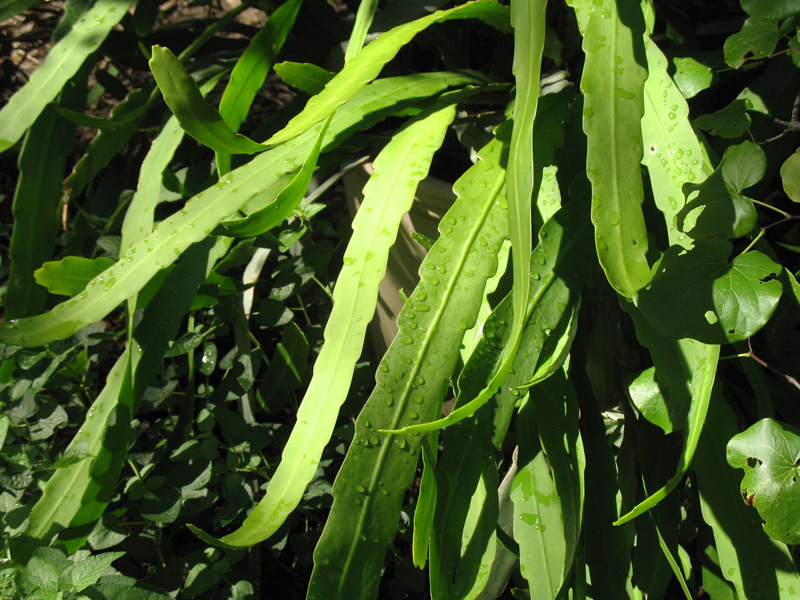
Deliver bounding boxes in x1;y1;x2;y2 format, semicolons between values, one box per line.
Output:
694;99;752;138
780;149;800;202
149;46;267;154
727;418;800;543
724;17;784;68
638;239;783;344
740;0;800;19
677;140;764;239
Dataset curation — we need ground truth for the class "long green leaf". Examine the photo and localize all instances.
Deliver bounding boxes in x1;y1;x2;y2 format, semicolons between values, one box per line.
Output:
7;102;77;318
0;0;135;155
0;72;475;347
9;238;230;562
577;0;651;297
216;0;302;173
513;369;584;600
430;199;592;600
616;308;719;524
150;46;267;155
382;0;547;436
216;102;456;547
413;433;439;568
307;127;510;600
264;0;509;148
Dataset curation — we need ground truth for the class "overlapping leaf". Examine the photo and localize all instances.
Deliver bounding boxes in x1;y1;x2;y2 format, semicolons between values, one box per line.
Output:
307;126;510;600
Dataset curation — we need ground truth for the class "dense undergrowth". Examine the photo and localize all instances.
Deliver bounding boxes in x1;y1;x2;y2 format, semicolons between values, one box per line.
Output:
1;0;800;598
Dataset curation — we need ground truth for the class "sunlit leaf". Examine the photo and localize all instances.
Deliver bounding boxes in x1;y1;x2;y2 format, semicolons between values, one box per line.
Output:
727;418;800;543
672;56;714;99
638;239;783;344
677;140;765;239
724;17;786;69
34;257;115;297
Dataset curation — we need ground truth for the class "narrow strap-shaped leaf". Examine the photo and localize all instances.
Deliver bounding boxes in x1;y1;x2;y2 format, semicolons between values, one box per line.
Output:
216;0;302;173
274;61;336;95
513;369;584;600
0;0;135;155
219;0;302;132
381;0;547;436
412;432;439;568
0;73;472;347
149;46;267;154
577;0;651;297
9;238;230;562
7;102;76;318
264;0;509;147
615;307;720;524
430;200;592;600
344;0;379;63
215;103;456;547
307;128;510;600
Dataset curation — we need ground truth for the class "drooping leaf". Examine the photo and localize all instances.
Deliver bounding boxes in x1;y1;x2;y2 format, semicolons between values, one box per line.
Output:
694;99;752;139
677;140;765;239
578;0;652;297
215;0;302;173
274;62;336;95
0;73;472;348
34;257;116;297
727;418;800;543
780;149;800;202
7;99;79;318
412;433;438;569
264;0;509;147
215;102;456;548
307;126;510;600
628;367;680;434
638;239;782;344
149;46;267;154
723;17;787;69
672;56;714;99
0;0;135;154
641;38;712;249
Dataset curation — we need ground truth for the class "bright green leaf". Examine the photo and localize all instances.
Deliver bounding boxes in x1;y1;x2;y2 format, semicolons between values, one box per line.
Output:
677;140;765;239
672;56;714;99
628;367;679;434
694;99;752;138
149;46;267;154
34;257;116;297
67;551;126;592
274;61;336;95
638;239;783;344
727;418;800;543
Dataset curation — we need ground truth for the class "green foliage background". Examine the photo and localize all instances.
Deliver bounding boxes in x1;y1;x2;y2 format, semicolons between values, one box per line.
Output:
1;0;800;598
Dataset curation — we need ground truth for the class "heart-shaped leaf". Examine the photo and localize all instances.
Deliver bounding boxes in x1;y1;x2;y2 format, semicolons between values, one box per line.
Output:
638;239;783;344
677;140;765;239
672;56;714;99
724;17;783;69
694;99;752;138
740;0;800;19
727;418;800;543
781;149;800;202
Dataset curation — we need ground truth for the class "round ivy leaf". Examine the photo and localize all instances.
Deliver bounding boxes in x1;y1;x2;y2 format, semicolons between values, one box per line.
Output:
672;56;714;99
677;140;764;239
727;418;800;544
780;150;800;203
638;239;783;343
